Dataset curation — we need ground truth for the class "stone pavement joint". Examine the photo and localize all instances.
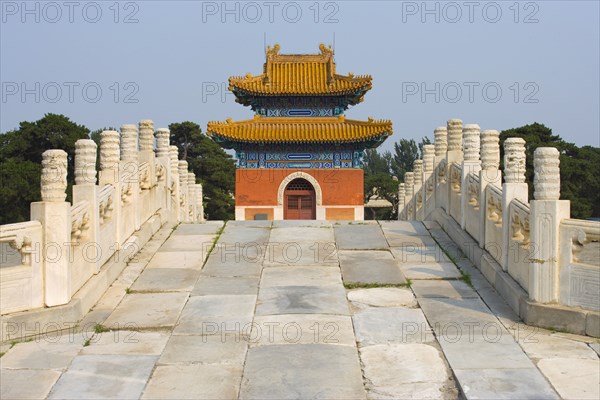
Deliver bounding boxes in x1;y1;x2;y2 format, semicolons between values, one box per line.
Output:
1;221;598;400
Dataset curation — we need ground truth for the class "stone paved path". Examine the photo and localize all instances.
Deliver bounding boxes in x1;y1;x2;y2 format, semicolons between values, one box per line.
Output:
1;220;599;399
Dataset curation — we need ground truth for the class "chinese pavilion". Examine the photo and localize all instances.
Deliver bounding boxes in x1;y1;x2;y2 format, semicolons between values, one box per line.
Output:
207;44;392;220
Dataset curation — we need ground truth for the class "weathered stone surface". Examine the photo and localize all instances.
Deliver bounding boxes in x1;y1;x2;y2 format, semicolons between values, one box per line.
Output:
411;279;478;299
260;266;342;287
400;261;461;279
269;226;334;243
334;225;389;249
131;267;201;292
379;220;430;236
81;331;170;356
338;250;405;285
391;245;449;263
452;368;558;400
218;226;271;244
104;292;188;329
437;332;534;370
172;222;223;236
48;355;157;399
250;314;356;346
272;220;332;228
159;334;248;364
0;369;62;400
537;358;600;400
159;234;215;252
347;287;417;308
353;308;434;345
360;344;455;400
263;241;338;266
146;251;207;269
142;364;243;400
0;334;84;370
201;246;264;277
174;295;256;335
418;298;499;334
239;344;366;400
517;333;599;360
256;286;349;316
191;276;259;296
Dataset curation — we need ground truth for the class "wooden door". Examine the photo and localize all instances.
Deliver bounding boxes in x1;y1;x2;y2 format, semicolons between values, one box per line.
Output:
284;179;316;220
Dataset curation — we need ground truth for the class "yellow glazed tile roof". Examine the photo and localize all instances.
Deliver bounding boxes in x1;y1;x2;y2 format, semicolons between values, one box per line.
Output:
207;115;392;144
229;44;372;96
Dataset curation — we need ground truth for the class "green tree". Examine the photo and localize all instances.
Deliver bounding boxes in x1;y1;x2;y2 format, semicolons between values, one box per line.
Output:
500;123;599;219
362;149;399;219
0;114;90;224
169;122;236;220
391;139;420;181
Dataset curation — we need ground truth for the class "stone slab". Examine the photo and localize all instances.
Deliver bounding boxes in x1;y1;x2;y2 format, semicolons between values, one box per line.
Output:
400;261;462;280
191;276;259;296
360;343;456;400
143;364;243;399
250;314;356;346
159;234;215;251
263;241;339;266
517;333;599;360
48;355;157;399
174;295;256;335
379;220;430;236
391;245;450;263
272;220;332;228
172;222;223;235
338;250;405;285
347;287;417;308
383;233;438;248
147;251;207;269
269;226;335;243
218;226;271;245
334;225;389;249
437;332;534;370
452;367;559;400
81;331;170;356
0;334;84;370
411;279;478;299
537;358;600;400
201;249;263;277
159;334;248;365
131;267;201;292
104;292;189;329
256;286;349;316
239;344;366;400
353;307;434;345
260;266;342;288
418;298;500;334
0;369;62;400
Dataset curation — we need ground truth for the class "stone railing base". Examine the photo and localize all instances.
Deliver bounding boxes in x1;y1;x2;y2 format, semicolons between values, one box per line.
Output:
429;207;599;338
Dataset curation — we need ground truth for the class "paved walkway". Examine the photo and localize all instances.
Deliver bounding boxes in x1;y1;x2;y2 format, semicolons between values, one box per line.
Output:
1;221;599;399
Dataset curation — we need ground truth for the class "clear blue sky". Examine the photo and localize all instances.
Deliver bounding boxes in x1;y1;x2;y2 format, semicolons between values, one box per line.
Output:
2;0;599;152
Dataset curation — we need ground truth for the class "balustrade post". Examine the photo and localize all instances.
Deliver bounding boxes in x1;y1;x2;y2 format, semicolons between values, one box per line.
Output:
99;130;122;247
405;172;415;221
446;119;463;215
529;147;570;303
178;161;189;222
461;124;482;229
398;183;406;220
73;139;100;272
31;150;71;306
413;160;424;220
479;130;501;247
434;126;448;210
501;138;529;270
169;146;181;223
120;124;141;230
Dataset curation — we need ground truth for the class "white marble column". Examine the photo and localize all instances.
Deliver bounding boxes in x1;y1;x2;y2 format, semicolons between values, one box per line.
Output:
461;124;482;229
529;147;569;303
501;137;528;270
31;150;72;306
479;130;501;247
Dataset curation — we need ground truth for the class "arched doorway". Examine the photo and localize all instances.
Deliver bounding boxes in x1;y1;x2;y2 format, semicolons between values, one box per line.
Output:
284;178;316;220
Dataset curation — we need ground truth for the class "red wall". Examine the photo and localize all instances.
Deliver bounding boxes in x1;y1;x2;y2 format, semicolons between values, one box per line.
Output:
236;169;364;206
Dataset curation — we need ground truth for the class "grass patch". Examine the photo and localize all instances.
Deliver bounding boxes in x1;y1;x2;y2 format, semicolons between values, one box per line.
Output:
0;352;4;357
94;323;109;334
459;271;474;288
83;339;91;347
9;341;17;349
344;281;411;290
125;287;132;294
